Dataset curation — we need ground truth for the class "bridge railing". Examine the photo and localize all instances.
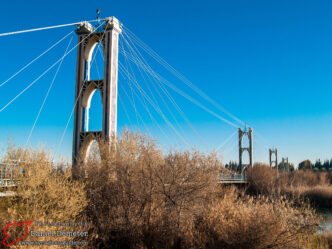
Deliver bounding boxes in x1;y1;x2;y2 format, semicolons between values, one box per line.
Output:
219;173;246;183
0;162;23;188
2;162;247;187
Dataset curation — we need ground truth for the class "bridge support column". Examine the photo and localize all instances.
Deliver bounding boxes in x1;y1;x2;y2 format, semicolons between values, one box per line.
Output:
72;17;121;171
269;148;278;172
281;157;289;172
238;127;253;173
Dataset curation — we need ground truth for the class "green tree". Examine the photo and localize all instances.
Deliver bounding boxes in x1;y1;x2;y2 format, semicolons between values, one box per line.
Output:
225;161;238;172
298;160;313;170
314;159;322;170
323;160;330;170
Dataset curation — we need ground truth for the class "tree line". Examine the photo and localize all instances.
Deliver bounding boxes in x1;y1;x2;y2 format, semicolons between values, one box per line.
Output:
298;159;332;171
225;159;332;172
225;160;297;172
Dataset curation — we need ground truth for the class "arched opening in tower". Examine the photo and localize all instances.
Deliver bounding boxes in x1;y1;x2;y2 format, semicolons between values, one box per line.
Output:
242;135;249;148
88;90;103;131
242;150;250;165
85;140;102;164
89;42;104;81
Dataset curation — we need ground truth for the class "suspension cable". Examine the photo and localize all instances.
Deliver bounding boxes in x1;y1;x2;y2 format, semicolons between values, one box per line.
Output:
120;37;181;140
122;27;246;127
121;33;208;146
0;30;73;88
119;62;190;146
0;21;105;114
0;19;100;37
215;130;237;151
53;22;108;161
119;47;239;128
222;139;238;158
118;94;133;128
121;35;191;141
119;66;171;142
25;36;73;148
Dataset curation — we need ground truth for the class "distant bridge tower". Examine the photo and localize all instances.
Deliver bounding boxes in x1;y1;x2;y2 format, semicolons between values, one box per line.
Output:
72;17;122;169
282;157;289;172
238;127;253;173
269;148;278;170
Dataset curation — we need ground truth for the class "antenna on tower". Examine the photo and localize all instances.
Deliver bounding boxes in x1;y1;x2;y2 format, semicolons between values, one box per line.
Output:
96;9;101;22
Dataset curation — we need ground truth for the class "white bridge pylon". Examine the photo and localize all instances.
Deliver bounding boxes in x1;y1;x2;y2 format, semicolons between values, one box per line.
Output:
72;17;121;168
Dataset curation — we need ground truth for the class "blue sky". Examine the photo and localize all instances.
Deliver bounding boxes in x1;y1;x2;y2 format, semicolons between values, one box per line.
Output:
0;0;331;167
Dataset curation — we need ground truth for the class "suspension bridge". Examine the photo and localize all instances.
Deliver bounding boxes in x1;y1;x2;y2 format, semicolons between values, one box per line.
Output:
0;13;284;194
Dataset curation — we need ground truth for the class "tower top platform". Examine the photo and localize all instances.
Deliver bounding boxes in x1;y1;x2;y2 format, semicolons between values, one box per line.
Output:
75;17;121;35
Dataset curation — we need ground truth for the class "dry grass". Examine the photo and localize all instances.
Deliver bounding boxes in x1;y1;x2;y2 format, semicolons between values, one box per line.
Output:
284;185;332;208
76;131;319;249
77;131;221;248
322;232;332;249
307;232;332;249
247;163;332;208
0;144;87;248
246;163;279;195
193;190;319;249
0;132;323;248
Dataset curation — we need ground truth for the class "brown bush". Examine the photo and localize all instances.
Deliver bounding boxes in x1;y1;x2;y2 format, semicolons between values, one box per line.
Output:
76;132;320;249
246;163;279;195
0;134;323;248
247;163;332;208
1;145;87;248
322;232;332;249
192;191;319;249
289;171;329;187
307;232;332;249
77;131;221;248
0;216;6;244
285;185;332;208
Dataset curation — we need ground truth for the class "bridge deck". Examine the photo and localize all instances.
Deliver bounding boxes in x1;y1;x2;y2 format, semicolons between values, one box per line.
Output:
0;161;246;197
219;174;247;184
0;179;16;187
0;162;21;188
0;191;16;197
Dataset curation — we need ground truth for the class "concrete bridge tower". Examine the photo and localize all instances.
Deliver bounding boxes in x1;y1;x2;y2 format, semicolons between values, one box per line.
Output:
269;148;278;170
281;157;289;172
238;127;253;173
72;17;121;169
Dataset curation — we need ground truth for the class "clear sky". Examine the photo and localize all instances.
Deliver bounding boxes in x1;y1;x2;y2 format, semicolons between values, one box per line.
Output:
0;0;331;167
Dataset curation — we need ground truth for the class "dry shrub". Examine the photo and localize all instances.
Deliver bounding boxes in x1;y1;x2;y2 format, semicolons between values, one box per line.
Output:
283;172;332;208
322;232;332;249
289;171;329;187
0;216;6;244
0;136;323;248
193;190;319;249
247;164;330;194
247;163;332;208
77;132;319;249
307;232;332;249
286;171;332;208
1;145;87;248
247;163;278;194
307;234;329;249
78;131;221;248
284;185;332;208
